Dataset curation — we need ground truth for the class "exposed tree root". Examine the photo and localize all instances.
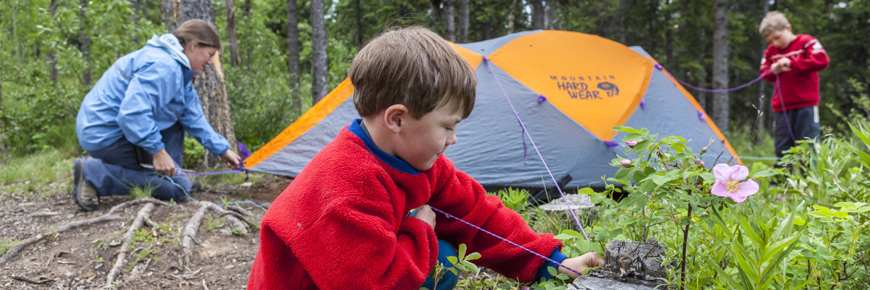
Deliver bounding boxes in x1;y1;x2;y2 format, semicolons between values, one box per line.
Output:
227;204;255;219
107;198;172;215
182;202;211;266
204;203;248;235
105;203;155;288
2;211;61;225
0;214;124;265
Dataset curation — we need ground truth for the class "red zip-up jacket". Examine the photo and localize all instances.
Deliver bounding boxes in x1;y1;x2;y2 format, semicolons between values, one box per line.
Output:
759;34;829;112
247;120;562;289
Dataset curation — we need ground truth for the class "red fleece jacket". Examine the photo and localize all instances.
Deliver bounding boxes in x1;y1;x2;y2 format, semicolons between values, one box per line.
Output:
759;34;829;112
248;122;562;289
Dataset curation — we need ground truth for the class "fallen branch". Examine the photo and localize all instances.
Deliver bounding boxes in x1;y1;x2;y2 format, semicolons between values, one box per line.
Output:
182;202;210;266
107;198;171;215
10;274;57;285
0;214;124;265
105;203;155;288
2;211;61;225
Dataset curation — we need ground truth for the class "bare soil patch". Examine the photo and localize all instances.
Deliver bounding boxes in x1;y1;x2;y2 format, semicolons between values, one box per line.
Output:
0;175;292;289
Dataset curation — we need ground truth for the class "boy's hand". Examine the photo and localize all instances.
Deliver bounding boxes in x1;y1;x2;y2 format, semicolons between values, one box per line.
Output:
221;150;242;169
772;58;791;74
558;252;605;279
412;205;437;229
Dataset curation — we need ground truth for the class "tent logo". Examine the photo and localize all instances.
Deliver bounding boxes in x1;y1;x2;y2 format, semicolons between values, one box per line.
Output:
551;75;618;100
597;82;620;97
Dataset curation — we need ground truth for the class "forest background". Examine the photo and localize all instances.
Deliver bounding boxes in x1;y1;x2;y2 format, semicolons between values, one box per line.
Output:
1;0;869;162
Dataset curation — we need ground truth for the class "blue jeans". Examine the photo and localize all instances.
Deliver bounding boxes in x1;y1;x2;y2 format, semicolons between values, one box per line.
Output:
83;122;191;201
422;239;459;290
773;106;820;158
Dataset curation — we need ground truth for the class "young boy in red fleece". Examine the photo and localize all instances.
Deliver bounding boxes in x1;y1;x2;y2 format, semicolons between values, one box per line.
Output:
758;11;829;159
247;26;603;289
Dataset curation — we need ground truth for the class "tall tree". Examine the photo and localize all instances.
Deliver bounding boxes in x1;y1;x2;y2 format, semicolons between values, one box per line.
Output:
545;1;558;30
131;0;141;45
444;0;455;41
0;38;3;104
163;0;238;168
80;0;92;85
49;0;59;82
458;0;469;43
711;0;729;132
531;0;544;30
756;0;770;142
162;0;180;32
226;0;240;66
355;0;362;49
245;0;252;66
311;0;328;104
287;0;300;89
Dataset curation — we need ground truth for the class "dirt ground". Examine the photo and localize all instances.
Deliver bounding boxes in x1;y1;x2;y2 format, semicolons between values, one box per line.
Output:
0;175;292;290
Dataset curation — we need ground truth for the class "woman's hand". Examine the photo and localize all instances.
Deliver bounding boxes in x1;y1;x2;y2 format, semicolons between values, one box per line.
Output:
152;149;177;177
221;150;241;170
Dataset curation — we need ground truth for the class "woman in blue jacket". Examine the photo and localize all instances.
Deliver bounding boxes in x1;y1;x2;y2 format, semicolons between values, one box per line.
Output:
73;19;241;211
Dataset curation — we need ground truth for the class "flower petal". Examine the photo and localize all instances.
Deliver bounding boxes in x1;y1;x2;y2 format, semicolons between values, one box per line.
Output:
731;165;750;181
713;164;732;182
730;194;748;203
737;179;760;197
711;181;730;197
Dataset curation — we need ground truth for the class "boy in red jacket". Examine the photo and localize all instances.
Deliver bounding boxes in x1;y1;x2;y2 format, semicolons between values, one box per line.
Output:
758;11;829;159
247;26;603;289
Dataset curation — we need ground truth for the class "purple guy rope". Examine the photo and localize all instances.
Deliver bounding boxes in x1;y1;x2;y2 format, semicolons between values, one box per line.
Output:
654;63;771;93
429;206;584;276
482;57;589;241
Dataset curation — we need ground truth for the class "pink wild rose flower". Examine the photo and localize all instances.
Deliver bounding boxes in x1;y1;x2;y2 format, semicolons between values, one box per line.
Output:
711;164;759;203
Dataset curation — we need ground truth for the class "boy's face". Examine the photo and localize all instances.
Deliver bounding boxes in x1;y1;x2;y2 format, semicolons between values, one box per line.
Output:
394;104;463;171
765;25;794;50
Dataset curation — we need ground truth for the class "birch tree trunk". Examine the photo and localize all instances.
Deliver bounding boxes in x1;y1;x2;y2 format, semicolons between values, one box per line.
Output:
458;0;469;43
545;1;557;30
164;0;238;168
531;0;544;30
226;0;240;66
80;0;92;85
49;0;59;83
444;0;455;41
711;0;729;133
311;0;328;104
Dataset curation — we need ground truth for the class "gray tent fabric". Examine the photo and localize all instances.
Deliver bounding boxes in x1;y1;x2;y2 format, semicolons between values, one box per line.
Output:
250;99;358;176
247;31;738;193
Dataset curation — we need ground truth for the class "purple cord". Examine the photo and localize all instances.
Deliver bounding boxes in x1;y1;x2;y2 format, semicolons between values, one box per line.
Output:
775;75;797;142
429;206;584;276
482;57;589;241
655;63;771;93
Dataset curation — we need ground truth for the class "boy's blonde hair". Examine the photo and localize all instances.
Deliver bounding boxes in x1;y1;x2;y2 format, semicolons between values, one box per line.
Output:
759;11;790;38
349;26;476;119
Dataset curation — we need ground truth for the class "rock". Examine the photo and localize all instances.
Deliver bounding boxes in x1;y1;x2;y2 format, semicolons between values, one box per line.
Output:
538;194;597;227
568;275;658;290
569;239;669;290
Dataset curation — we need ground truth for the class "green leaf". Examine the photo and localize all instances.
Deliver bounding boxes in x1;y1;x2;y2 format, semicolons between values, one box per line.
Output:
465;252;481;261
700;172;715;182
652;174;674;186
547;266;558;276
457;244;467;259
749;169;777;179
612;126;639;134
447;256;458;265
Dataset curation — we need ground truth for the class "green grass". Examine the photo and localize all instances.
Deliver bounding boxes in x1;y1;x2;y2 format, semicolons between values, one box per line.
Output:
725;126;778;167
0;238;15;256
129;185;156;199
0;148;79;197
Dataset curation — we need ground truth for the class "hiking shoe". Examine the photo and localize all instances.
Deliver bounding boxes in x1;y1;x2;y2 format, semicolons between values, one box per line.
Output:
189;180;202;193
72;158;99;211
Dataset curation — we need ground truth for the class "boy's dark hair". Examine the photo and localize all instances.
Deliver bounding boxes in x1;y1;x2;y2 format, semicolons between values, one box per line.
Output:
349;26;476;119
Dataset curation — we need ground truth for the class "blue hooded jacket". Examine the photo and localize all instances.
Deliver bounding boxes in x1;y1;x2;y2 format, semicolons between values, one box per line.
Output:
76;34;230;156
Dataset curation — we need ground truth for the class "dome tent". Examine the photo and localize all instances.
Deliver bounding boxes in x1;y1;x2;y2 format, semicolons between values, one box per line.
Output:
243;30;739;199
